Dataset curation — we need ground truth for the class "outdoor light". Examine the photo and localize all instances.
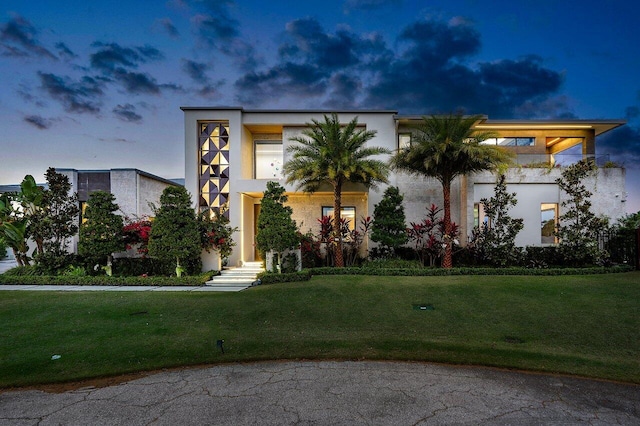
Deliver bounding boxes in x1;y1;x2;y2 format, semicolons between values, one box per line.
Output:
216;339;225;354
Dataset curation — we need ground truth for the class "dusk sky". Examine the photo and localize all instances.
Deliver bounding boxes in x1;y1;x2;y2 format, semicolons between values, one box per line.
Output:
1;0;639;213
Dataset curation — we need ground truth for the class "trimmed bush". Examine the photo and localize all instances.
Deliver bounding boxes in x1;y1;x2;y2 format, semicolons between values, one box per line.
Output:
256;270;312;284
307;265;633;276
0;270;217;286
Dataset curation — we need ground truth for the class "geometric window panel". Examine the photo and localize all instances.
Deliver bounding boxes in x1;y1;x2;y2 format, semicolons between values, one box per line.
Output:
199;122;230;219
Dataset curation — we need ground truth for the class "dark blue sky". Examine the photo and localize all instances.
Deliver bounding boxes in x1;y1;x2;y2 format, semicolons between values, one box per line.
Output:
1;0;639;212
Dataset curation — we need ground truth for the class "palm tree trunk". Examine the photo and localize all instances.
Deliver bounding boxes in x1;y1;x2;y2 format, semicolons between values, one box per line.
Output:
333;182;344;267
442;181;453;269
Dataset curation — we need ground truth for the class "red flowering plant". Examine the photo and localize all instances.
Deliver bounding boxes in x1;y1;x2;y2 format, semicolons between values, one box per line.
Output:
122;217;152;256
198;208;237;259
407;204;459;267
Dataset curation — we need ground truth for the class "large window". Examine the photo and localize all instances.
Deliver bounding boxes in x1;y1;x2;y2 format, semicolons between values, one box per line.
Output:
541;203;558;244
481;137;535;147
322;206;356;231
398;133;412;150
255;141;283;179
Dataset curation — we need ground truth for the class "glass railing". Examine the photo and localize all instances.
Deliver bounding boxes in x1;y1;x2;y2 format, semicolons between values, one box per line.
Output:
514;154;613;168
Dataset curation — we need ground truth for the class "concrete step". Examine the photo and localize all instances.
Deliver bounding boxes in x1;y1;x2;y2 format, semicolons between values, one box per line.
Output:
204;263;264;291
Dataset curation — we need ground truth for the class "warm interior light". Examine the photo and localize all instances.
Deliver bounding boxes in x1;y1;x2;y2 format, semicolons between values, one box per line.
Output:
474;124;592;129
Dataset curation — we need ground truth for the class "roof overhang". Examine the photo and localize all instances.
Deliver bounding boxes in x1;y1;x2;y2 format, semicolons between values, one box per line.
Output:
473;119;626;136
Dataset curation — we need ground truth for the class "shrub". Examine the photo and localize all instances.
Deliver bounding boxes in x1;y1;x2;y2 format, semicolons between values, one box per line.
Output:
371;186;408;254
256;270;312;284
148;186;202;276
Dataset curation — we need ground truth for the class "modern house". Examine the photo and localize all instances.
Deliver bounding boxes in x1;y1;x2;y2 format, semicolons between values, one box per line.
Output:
182;107;627;268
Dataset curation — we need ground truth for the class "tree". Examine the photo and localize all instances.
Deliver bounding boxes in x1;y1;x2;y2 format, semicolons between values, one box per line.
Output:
148;186;202;276
78;191;124;275
283;113;390;267
255;181;299;272
390;113;512;268
371;186;408;256
470;174;523;267
555;160;607;266
0;192;29;266
28;168;79;272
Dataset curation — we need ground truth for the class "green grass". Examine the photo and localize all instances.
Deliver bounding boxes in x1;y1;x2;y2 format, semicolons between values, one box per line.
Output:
1;272;639;387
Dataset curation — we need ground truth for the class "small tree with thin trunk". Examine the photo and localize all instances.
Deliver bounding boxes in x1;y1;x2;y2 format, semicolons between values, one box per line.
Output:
148;186;201;276
371;186;408;257
256;181;299;272
469;174;523;267
29;168;79;273
555;160;607;266
79;191;124;275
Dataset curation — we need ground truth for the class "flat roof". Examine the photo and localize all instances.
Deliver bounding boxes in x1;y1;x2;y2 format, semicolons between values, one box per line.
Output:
180;106;398;114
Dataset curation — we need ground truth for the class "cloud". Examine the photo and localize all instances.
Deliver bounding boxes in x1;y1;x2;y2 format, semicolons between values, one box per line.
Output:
0;14;57;59
343;0;402;12
363;19;565;117
90;42;163;72
37;72;104;114
182;59;209;84
55;42;76;59
155;18;180;38
323;73;362;109
24;114;54;129
598;106;640;168
235;63;329;105
233;16;567;117
189;2;259;71
88;42;182;95
598;125;640;167
235;18;388;105
113;104;143;123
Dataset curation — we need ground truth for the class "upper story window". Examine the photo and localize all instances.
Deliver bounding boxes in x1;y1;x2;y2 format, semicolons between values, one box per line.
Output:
255;140;283;179
481;137;535;147
398;133;412;150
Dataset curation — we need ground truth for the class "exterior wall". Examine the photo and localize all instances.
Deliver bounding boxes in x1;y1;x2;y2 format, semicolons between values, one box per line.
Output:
467;167;626;247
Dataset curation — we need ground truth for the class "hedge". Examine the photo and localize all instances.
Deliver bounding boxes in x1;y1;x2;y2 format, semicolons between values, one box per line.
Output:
307;265;634;276
0;270;218;286
256;270;312;284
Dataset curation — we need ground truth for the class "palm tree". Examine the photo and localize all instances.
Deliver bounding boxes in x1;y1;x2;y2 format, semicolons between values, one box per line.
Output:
390;113;512;268
283;113;390;267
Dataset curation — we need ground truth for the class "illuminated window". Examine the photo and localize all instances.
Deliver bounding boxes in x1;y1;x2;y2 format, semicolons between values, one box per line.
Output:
398;133;411;149
255;141;283;179
481;137;535;146
199;122;230;219
541;203;558;244
322;206;356;231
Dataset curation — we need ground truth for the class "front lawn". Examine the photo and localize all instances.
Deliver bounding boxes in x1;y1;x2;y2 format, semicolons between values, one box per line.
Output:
1;272;639;388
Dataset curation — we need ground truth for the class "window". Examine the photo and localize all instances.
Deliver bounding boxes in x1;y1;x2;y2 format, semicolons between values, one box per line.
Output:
473;203;489;228
255;141;283;179
481;137;535;146
541;203;558;244
398;133;411;149
322;206;356;231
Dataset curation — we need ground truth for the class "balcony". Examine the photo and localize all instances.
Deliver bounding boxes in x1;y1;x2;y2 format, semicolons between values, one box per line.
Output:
514;154;615;168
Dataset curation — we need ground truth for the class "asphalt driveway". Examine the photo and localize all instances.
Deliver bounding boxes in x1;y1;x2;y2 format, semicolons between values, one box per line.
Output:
1;361;638;425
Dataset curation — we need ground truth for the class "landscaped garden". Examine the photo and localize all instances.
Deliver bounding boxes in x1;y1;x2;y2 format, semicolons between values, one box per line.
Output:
1;272;639;388
1;113;639;388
